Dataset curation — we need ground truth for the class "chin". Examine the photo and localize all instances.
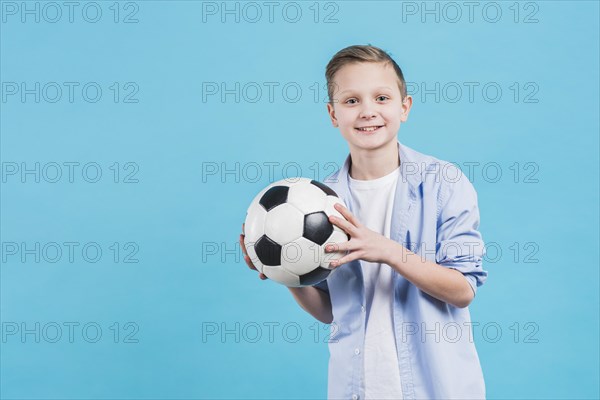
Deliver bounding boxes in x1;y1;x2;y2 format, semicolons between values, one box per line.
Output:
348;133;396;151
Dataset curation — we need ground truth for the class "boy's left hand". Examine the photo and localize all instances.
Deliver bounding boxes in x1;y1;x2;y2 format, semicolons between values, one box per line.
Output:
325;203;396;267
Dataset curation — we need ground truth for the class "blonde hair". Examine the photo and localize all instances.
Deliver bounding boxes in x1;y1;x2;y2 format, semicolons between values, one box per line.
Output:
325;44;407;105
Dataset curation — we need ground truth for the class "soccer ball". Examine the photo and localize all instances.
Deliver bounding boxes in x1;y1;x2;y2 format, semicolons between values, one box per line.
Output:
243;178;350;287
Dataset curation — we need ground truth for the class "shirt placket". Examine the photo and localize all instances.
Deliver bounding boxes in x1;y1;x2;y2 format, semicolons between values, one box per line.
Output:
391;179;418;400
343;179;367;400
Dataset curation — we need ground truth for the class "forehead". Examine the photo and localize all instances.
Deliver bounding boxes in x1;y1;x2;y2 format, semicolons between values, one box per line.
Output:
334;62;400;94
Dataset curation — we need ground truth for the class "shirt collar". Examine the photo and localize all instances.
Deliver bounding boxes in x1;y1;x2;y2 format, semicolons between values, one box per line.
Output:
332;140;425;190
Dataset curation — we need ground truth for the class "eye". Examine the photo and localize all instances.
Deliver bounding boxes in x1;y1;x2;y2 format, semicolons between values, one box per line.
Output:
345;98;357;104
377;95;389;101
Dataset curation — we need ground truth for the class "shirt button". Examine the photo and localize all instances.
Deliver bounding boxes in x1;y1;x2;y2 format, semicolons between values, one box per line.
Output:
354;348;360;355
361;306;365;313
352;395;359;400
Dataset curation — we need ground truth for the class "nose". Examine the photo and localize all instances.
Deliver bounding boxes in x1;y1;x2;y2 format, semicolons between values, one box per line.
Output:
359;109;377;120
359;102;377;119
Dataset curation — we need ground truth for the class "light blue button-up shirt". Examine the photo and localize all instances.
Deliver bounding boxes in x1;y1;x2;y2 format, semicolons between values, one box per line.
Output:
315;140;488;400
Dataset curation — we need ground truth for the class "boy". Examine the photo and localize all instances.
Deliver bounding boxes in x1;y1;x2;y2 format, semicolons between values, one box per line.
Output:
240;45;488;400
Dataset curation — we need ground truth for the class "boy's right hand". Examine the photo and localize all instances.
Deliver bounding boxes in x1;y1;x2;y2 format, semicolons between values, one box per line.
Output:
240;223;268;280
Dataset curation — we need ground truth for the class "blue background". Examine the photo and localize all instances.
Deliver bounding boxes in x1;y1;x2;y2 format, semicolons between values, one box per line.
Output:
1;1;598;399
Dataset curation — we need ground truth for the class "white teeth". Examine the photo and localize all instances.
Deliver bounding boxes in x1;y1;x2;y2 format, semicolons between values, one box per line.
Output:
357;126;381;132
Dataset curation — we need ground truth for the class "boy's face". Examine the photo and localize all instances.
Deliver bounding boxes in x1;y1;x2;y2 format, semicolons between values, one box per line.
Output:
326;62;412;153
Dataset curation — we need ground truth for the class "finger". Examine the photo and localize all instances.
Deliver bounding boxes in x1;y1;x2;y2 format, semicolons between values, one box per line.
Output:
259;273;268;280
325;241;353;253
329;251;361;267
243;254;257;271
329;215;357;236
324;242;339;253
239;234;248;257
334;203;361;227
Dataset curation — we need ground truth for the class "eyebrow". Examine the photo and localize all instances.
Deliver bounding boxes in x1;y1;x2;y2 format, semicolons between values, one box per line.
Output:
338;86;394;96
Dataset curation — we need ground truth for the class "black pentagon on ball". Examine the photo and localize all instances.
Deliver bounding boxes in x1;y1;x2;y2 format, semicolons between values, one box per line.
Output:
303;211;333;246
299;267;331;286
310;180;339;197
254;235;281;266
259;186;289;212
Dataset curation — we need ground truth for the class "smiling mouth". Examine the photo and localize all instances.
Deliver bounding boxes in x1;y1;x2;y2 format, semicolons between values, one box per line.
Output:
355;125;384;133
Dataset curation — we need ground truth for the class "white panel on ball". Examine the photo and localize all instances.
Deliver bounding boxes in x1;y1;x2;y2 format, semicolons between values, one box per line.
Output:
323;195;346;219
264;203;304;244
320;227;349;268
244;200;268;274
244;201;267;244
262;265;301;287
287;183;327;214
245;243;263;274
281;237;322;275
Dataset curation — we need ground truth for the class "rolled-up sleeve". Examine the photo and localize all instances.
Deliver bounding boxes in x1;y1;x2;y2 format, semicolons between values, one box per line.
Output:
435;166;488;296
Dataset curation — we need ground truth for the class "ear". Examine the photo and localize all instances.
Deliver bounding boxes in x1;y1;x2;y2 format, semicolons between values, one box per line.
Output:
400;95;413;122
326;102;338;127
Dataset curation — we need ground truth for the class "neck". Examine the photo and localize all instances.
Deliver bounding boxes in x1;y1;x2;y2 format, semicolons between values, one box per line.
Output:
348;140;400;180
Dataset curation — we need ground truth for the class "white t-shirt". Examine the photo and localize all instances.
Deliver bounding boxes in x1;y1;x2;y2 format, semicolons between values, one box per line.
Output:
348;165;403;400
